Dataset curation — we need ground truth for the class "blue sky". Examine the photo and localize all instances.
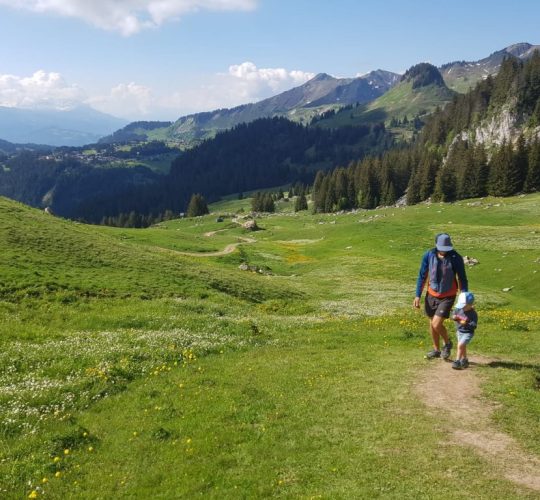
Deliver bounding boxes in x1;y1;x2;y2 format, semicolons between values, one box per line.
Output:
0;0;538;121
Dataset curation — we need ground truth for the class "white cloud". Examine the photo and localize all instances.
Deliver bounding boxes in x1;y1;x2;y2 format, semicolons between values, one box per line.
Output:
149;62;313;119
228;61;315;100
0;0;257;36
89;82;154;118
0;70;86;109
0;62;315;120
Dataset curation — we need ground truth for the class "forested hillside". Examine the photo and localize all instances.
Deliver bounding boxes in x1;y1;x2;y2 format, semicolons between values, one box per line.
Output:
0;118;391;223
311;52;540;211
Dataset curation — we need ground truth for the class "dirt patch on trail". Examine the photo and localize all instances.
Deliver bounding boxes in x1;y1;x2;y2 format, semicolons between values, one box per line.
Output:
204;229;229;237
415;355;540;492
170;237;256;257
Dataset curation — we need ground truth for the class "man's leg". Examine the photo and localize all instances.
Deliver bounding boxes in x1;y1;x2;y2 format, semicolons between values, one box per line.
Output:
429;319;440;351
430;314;449;349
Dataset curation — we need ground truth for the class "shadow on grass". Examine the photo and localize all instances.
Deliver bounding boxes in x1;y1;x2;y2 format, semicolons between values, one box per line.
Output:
486;360;540;390
486;360;540;371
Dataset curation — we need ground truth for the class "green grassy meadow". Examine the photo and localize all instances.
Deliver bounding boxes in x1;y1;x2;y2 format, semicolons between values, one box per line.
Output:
0;193;539;498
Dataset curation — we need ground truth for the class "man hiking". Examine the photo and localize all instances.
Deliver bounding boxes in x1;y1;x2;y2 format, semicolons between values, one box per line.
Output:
413;233;469;360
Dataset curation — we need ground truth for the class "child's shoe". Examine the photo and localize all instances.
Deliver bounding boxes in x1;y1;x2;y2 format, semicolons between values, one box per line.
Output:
426;349;441;359
442;341;453;359
461;358;469;369
451;359;463;370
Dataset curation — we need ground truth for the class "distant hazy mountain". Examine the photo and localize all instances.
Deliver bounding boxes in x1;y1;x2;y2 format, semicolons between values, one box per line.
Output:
440;42;540;92
0;106;127;147
0;138;51;155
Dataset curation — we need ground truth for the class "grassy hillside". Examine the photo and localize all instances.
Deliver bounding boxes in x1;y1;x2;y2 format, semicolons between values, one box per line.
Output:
1;194;539;498
314;81;455;140
366;80;455;121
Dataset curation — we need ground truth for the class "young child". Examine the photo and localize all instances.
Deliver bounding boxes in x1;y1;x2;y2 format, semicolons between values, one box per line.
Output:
451;292;478;369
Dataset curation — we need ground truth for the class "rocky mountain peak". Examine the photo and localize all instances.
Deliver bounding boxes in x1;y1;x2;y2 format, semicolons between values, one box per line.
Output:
401;63;446;89
310;73;335;82
504;42;533;57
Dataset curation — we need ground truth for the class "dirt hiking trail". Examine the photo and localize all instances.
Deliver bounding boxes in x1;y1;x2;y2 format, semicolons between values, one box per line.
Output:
168;236;256;257
415;355;540;492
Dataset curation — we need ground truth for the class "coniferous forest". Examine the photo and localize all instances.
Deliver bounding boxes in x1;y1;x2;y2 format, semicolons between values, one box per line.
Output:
0;117;390;224
311;52;540;212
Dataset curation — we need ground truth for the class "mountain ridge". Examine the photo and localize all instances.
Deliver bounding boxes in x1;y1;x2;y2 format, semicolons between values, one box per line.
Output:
103;43;539;148
101;70;400;146
440;42;540;92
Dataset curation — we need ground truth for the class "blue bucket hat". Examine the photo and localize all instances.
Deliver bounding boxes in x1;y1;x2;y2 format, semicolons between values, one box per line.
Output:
435;233;453;252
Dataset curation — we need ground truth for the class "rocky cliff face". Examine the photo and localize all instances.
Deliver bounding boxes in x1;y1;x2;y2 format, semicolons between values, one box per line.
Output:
460;108;519;147
460;107;540;149
446;107;540;165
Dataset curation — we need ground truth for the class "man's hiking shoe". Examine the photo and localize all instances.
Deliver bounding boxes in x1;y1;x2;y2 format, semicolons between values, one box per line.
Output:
426;349;441;359
442;341;453;360
461;358;469;369
452;359;463;370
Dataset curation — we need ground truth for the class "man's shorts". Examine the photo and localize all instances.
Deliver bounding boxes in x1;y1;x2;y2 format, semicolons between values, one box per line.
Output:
424;294;455;318
457;331;474;345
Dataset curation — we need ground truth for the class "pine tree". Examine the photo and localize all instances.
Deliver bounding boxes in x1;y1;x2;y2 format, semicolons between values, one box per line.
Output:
312;172;327;213
187;193;209;217
251;192;262;212
488;141;517;196
334;168;348;208
524;139;540;192
324;176;337;212
417;151;439;201
470;143;489;197
513;134;528;192
455;141;476;199
432;163;457;202
406;166;422;205
264;193;275;212
519;50;540;116
294;192;308;212
357;160;379;209
491;57;521;109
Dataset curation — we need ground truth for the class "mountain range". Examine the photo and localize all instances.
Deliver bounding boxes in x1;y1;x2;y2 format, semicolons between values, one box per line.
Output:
441;42;540;92
1;43;538;148
0;106;127;147
104;43;540;147
99;69;400;145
